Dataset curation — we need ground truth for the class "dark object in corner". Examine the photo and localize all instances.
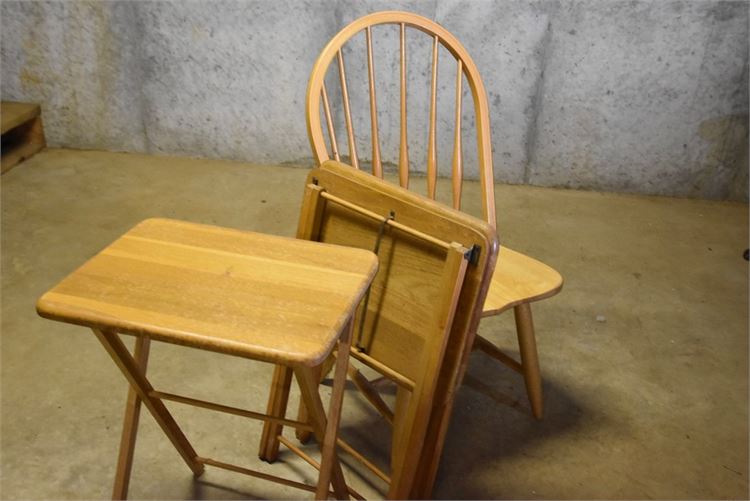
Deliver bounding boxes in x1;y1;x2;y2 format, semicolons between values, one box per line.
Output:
744;249;748;261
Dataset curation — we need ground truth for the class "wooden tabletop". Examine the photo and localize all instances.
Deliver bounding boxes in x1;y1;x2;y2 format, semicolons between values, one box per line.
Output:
36;218;378;366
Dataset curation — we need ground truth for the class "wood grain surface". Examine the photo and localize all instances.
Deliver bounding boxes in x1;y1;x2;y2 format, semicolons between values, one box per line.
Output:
36;218;378;367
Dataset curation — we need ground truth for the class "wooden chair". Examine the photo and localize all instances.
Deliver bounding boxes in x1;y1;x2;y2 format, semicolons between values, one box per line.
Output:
305;11;563;423
259;161;498;498
36;218;380;500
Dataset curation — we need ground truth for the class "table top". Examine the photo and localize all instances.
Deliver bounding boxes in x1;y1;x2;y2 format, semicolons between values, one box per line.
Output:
36;218;378;366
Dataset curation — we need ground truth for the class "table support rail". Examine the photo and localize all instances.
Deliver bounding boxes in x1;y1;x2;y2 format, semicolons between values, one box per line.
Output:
94;327;355;500
150;390;314;431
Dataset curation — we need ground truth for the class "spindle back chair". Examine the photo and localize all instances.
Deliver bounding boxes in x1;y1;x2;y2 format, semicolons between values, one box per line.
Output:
306;10;496;227
304;11;563;497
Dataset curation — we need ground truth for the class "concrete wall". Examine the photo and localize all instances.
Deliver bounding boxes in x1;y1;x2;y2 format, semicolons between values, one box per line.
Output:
1;0;747;200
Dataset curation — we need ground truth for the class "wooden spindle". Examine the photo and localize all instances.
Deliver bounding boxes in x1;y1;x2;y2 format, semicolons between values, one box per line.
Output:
452;59;463;209
366;26;383;178
399;23;409;187
337;49;359;169
427;35;439;199
321;84;340;161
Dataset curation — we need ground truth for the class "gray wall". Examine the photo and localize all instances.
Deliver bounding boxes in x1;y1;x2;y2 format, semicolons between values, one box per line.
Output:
1;0;748;200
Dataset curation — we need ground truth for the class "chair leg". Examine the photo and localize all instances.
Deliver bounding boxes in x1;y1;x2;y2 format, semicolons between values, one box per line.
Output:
514;303;543;419
258;364;293;462
112;335;151;500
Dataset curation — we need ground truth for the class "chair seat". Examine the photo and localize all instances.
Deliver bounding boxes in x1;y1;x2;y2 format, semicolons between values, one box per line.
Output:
481;246;563;316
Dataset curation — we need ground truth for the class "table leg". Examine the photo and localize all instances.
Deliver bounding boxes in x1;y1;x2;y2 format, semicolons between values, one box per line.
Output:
258;364;293;462
295;318;354;500
92;329;204;479
112;335;151;500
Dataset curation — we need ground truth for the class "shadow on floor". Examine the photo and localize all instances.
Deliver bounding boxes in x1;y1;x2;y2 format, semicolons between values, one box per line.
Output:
431;349;593;498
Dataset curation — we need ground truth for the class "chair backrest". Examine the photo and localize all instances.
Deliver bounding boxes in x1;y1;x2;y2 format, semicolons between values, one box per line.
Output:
306;11;497;228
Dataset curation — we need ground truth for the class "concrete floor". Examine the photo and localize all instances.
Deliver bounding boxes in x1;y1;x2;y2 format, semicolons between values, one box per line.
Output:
1;149;747;499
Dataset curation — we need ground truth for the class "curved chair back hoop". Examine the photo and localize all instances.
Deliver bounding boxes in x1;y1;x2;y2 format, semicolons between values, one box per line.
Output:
306;10;497;228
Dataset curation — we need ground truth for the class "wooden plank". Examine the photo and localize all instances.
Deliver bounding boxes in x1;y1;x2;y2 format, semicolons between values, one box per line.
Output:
1;109;45;174
388;243;468;499
1;101;40;134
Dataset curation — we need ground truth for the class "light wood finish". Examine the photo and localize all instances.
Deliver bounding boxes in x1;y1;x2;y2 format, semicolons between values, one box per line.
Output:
276;436;367;500
337;437;392;485
514;303;543;418
260;161;498;499
37;218;380;500
474;334;523;374
293;362;323;444
399;22;409;188
452;60;463;210
347;363;394;424
349;347;415;391
152;390;314;431
295;318;354;499
91;328;205;478
321;84;340;161
389;242;468;498
306;16;564;494
426;35;439;200
1;101;45;174
319;191;452;251
481;246;564;316
258;365;294;461
199;456;335;496
306;11;496;225
366;26;382;177
37;218;377;367
337;50;359;170
112;336;150;500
